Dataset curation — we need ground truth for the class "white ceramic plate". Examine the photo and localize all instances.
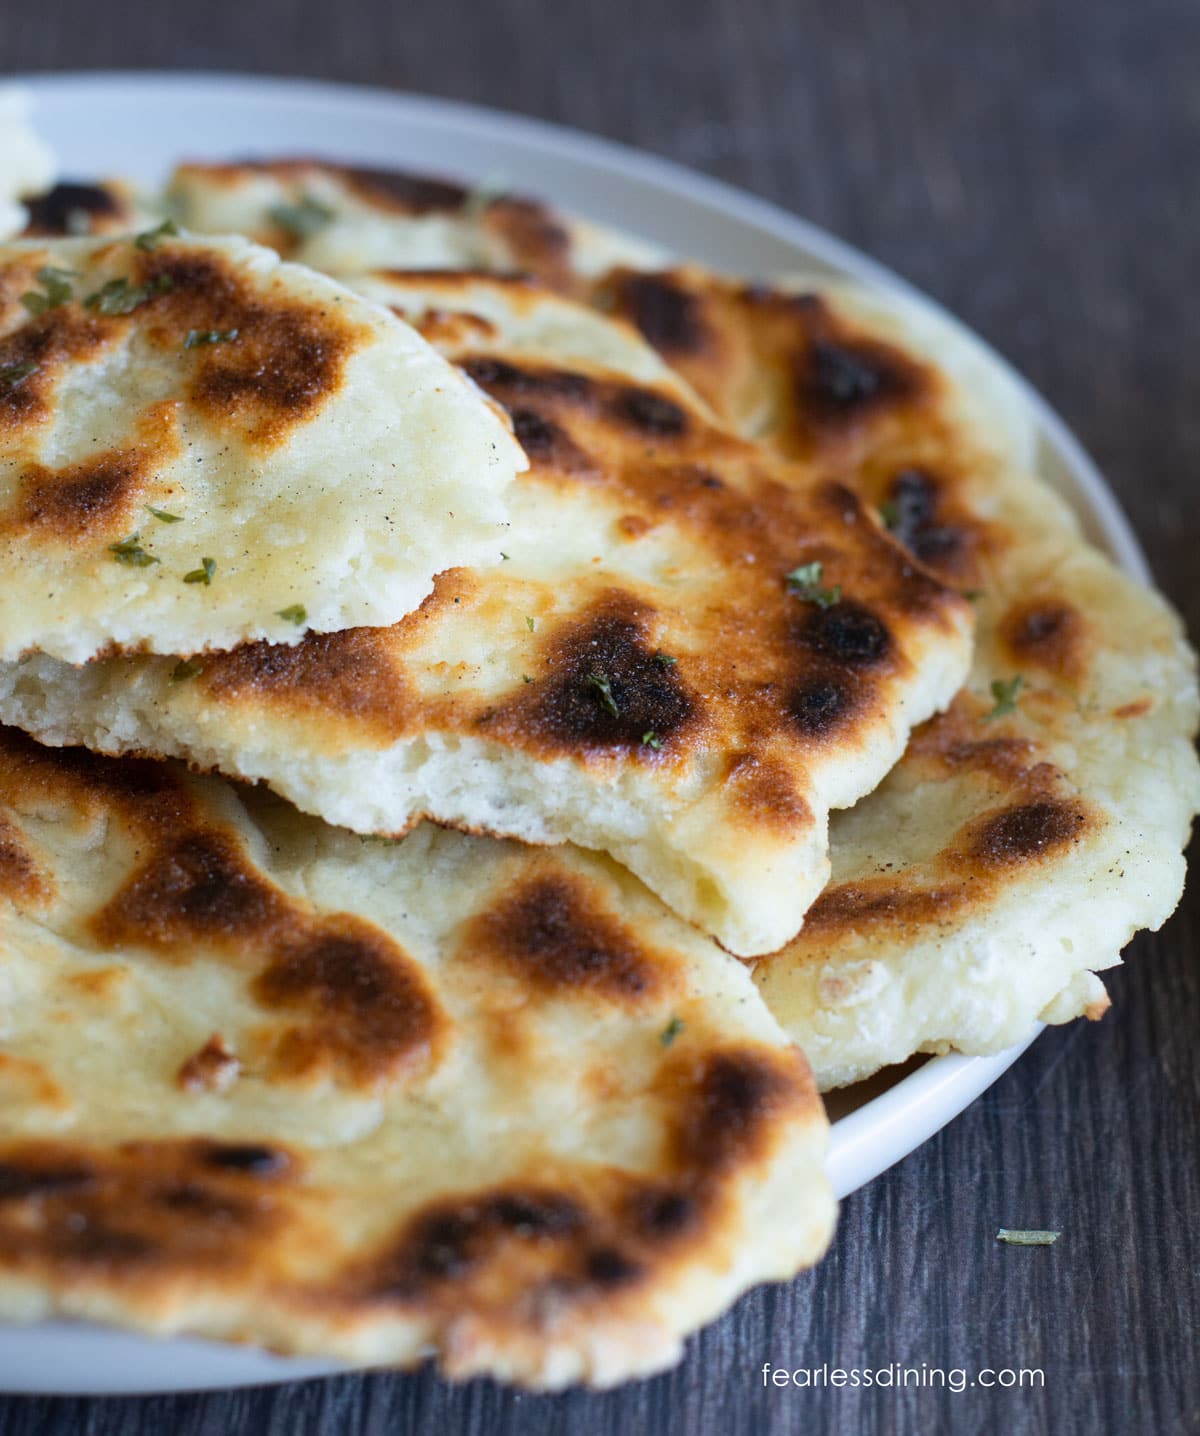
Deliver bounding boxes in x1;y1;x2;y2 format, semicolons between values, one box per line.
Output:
0;72;1150;1395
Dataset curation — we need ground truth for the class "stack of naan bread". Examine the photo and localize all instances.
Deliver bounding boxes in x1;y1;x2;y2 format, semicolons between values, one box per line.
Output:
0;91;1195;1388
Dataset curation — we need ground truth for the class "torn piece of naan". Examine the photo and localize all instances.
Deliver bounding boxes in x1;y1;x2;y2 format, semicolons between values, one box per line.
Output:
0;231;523;662
0;727;833;1387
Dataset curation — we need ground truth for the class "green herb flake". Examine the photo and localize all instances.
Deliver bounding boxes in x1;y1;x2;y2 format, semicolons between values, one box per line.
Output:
499;551;510;561
277;604;308;626
525;615;535;632
878;499;900;530
268;195;335;239
986;675;1024;721
184;327;239;350
642;730;662;750
146;506;183;524
20;266;76;315
660;1016;685;1047
0;360;38;390
85;273;174;317
996;1228;1059;1246
654;651;677;668
586;671;620;719
963;589;985;603
134;219;179;251
170;657;204;682
786;560;842;608
108;533;159;568
183;557;216;585
522;674;534;684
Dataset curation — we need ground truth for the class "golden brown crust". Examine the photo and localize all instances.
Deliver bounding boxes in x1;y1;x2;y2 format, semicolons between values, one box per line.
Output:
176;159;575;287
192;353;967;802
0;812;51;905
0;729;833;1382
781;691;1100;946
136;248;365;450
592;267;998;590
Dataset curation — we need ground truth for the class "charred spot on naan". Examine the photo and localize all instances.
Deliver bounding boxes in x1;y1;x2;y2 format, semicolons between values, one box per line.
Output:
0;1138;299;1276
0;299;122;437
349;1041;813;1324
0;726;197;834
0;812;53;907
21;181;138;238
594;270;714;358
1000;598;1087;682
200;627;413;743
462;866;669;1004
7;402;183;544
872;466;986;584
90;829;293;957
955;799;1090;869
254;914;444;1088
133;247;366;450
86;797;447;1092
492;594;696;758
723;754;813;833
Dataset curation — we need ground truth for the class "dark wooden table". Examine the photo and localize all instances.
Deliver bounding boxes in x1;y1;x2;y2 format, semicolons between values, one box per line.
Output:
1;1;1197;1431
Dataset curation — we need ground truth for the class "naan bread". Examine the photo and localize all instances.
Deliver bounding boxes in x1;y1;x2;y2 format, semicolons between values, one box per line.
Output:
0;90;57;241
168;159;666;288
0;231;522;662
0;726;833;1387
20;178;155;238
594;266;1200;1085
0;275;974;957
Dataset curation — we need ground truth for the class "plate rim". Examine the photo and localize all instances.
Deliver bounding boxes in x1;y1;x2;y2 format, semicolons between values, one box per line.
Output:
0;68;1152;1394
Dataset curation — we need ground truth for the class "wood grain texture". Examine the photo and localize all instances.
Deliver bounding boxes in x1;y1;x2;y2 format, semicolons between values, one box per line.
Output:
1;0;1198;1430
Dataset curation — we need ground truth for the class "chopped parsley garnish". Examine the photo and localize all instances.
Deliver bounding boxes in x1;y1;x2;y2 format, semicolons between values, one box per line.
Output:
642;730;662;750
108;533;159;567
986;675;1024;720
146;506;183;523
500;551;510;561
963;589;985;602
268;195;335;239
183;557;216;585
996;1228;1059;1246
21;266;76;314
878;499;900;530
184;327;239;350
135;219;179;251
525;615;535;632
85;273;174;316
660;1016;685;1046
522;674;534;684
786;560;842;608
170;657;204;682
0;360;38;390
586;671;620;718
277;604;307;625
654;651;677;668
